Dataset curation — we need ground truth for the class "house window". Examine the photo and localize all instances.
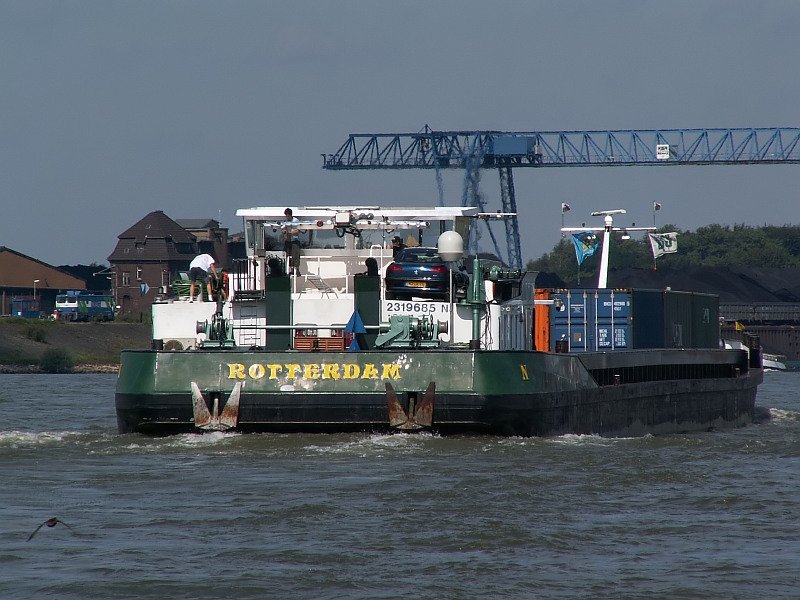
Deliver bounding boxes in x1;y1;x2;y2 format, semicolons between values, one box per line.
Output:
136;267;142;281
122;271;131;286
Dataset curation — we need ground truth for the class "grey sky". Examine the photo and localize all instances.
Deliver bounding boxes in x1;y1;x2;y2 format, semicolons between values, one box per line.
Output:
2;1;798;267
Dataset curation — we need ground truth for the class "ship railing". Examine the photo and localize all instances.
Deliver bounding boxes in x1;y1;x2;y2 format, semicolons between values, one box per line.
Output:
368;245;392;261
295;248;393;296
232;322;382;351
230;257;266;301
298;256;349;295
231;248;395;299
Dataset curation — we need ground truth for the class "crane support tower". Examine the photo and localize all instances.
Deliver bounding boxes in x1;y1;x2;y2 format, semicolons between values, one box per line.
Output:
322;126;800;269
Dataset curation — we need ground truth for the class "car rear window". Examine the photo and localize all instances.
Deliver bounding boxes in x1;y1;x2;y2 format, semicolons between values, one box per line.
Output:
396;248;441;263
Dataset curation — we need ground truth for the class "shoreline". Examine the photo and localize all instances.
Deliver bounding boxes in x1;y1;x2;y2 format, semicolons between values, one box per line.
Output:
0;364;119;374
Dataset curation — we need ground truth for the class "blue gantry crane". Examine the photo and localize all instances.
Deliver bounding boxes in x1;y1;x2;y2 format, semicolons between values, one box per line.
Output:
322;126;800;269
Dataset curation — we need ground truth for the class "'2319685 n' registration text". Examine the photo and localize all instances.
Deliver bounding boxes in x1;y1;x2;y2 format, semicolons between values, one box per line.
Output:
384;300;450;316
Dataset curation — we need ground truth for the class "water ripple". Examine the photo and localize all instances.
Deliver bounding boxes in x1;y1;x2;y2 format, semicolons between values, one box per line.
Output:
1;373;799;598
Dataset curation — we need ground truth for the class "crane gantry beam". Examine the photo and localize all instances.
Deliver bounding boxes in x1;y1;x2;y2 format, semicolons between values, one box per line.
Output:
322;127;800;269
323;127;800;169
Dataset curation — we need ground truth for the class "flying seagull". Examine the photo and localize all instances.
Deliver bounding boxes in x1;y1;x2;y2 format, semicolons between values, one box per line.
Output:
27;517;73;542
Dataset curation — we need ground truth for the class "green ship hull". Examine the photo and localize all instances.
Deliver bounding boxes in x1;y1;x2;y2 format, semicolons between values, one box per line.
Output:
115;347;761;437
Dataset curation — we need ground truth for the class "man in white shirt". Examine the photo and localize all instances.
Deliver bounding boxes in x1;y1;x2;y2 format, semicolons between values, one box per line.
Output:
188;253;217;302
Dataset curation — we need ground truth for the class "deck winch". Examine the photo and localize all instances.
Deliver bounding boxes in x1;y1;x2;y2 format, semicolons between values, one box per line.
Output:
196;311;235;348
375;315;448;349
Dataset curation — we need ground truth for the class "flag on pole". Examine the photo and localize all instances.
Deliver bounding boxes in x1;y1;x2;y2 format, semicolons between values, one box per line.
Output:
572;232;599;266
561;202;571;213
653;202;661;211
648;232;678;258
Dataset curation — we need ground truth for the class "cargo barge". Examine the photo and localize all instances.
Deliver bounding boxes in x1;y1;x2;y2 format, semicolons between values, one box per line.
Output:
115;205;762;436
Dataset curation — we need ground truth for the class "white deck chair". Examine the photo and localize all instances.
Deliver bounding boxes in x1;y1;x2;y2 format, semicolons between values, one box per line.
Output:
305;274;337;297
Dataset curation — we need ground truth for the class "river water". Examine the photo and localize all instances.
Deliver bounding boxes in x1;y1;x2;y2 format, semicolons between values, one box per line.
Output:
1;372;798;599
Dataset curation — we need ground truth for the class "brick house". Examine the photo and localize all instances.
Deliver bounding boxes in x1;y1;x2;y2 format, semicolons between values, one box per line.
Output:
107;211;231;316
0;247;86;316
107;211;198;316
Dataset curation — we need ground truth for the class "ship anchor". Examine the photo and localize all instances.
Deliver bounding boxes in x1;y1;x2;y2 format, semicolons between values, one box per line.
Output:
191;381;242;431
386;382;435;431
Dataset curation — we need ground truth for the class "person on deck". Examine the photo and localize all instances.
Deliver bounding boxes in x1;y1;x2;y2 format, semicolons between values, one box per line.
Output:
188;253;217;302
391;235;405;259
212;269;229;302
282;208;303;275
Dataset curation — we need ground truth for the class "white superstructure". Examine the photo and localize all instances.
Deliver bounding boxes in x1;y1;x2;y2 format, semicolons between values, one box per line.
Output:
152;205;504;351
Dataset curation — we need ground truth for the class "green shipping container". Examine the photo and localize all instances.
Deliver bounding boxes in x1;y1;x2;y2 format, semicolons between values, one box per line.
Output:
690;292;720;349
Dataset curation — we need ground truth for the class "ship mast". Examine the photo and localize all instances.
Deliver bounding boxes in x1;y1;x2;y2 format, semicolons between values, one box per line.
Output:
562;209;655;288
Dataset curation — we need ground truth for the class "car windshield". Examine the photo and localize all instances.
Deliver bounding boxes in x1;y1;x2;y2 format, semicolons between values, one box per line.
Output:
395;248;442;264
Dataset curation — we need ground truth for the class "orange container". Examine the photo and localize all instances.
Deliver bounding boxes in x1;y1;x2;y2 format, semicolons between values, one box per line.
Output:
534;288;551;352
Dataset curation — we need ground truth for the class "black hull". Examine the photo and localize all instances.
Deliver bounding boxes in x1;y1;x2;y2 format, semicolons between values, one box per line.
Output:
116;365;760;437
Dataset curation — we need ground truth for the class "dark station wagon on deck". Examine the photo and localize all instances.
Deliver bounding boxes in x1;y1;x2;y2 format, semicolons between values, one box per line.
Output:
384;247;469;301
